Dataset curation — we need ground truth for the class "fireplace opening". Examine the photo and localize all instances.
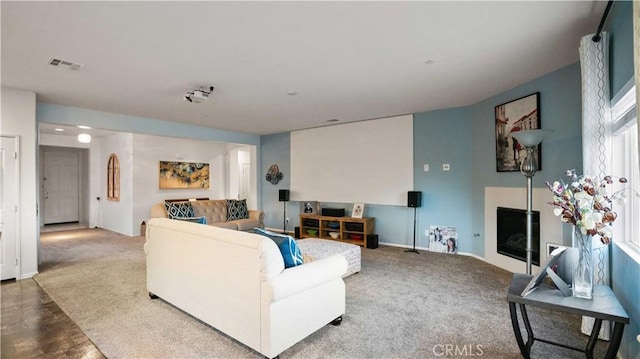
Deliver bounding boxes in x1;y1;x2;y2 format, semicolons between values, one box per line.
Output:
497;207;540;266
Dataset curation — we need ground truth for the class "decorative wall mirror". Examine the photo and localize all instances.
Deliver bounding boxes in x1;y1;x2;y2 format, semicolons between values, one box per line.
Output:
107;154;120;201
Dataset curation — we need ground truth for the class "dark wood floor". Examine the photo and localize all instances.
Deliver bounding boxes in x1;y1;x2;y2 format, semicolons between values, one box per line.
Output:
1;278;105;358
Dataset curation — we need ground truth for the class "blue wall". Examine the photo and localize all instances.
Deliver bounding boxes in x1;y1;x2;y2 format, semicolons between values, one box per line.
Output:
413;107;473;252
260;133;291;231
260;62;583;253
608;0;634;97
605;1;639;357
470;63;584;257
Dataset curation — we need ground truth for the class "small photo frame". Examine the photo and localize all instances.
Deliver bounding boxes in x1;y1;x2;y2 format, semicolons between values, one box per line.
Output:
546;242;568;258
300;201;319;214
351;203;364;218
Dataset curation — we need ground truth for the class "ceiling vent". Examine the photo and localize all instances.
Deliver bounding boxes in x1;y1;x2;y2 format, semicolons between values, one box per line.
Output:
48;58;84;71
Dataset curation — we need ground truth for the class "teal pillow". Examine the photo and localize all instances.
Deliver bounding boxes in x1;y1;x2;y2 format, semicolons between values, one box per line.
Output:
227;199;249;220
253;228;303;268
164;201;195;219
174;216;207;225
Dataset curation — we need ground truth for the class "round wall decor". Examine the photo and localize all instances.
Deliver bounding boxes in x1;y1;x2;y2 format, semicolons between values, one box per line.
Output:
265;164;283;185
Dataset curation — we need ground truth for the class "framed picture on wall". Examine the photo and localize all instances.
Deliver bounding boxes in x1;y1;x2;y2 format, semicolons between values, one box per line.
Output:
495;92;541;172
159;161;210;189
300;201;319;214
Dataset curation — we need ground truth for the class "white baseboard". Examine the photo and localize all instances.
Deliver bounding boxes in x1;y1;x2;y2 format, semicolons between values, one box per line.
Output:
378;242;484;261
20;271;38;279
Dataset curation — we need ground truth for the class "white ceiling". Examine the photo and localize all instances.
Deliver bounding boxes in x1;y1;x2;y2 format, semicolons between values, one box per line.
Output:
2;1;606;136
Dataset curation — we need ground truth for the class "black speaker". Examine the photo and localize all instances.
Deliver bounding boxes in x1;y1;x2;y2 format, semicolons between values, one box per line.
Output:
294;226;301;239
321;208;345;217
279;189;290;202
408;191;422;208
366;234;379;249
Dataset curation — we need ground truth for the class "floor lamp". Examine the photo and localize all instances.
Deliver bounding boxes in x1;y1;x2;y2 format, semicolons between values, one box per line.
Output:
510;129;552;275
405;191;422;254
279;189;289;234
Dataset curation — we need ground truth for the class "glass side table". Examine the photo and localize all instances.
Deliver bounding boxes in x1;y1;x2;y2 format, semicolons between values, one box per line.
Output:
507;273;629;359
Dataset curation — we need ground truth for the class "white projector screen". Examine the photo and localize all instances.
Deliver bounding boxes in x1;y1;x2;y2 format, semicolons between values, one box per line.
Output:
290;114;413;206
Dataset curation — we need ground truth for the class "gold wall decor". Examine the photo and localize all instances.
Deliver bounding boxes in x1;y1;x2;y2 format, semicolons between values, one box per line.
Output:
159;161;210;189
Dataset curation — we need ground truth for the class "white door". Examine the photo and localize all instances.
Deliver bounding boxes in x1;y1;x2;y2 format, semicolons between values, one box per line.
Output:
43;149;80;224
240;163;250;201
0;136;18;280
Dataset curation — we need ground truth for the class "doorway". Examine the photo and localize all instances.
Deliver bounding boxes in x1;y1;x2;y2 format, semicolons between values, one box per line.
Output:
40;146;89;228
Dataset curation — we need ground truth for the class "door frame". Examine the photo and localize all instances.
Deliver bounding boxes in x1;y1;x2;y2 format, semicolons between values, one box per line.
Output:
39;146;89;227
1;135;21;280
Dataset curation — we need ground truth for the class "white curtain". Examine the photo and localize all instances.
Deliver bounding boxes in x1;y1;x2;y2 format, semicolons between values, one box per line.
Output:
579;32;612;340
635;1;640;168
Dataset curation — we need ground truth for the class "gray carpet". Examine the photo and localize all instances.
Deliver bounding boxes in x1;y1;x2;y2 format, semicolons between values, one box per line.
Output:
34;228;608;358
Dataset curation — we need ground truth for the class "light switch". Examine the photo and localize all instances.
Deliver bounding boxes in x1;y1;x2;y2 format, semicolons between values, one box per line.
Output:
423;164;429;172
443;164;450;171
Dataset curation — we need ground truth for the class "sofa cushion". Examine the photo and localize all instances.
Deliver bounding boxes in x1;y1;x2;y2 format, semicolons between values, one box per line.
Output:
226;199;249;221
191;200;228;223
254;228;303;268
174;216;208;225
164;201;195;219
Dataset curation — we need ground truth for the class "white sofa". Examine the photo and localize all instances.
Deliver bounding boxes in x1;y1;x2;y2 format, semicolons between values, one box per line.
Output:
144;218;348;358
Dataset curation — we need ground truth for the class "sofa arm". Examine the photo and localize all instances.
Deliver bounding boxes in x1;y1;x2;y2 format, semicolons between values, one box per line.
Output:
268;253;347;302
249;210;265;228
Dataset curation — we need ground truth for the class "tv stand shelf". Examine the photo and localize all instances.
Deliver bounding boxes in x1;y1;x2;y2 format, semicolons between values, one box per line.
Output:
299;214;374;247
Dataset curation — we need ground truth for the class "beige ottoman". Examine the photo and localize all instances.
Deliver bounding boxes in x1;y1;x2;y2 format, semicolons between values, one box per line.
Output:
297;238;361;278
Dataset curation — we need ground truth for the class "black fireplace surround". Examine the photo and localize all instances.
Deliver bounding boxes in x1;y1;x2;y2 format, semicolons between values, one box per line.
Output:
497;207;540;266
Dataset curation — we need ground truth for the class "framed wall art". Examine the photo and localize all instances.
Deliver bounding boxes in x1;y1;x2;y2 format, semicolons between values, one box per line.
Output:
495;92;541;172
351;203;364;218
159;161;210;189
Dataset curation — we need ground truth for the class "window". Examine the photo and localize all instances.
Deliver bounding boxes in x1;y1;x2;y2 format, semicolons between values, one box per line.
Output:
107;154;120;201
611;84;639;260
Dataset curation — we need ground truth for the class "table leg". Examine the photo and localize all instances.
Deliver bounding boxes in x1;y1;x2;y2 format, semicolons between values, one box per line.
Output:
509;302;530;358
585;318;602;359
519;304;535;352
604;322;626;359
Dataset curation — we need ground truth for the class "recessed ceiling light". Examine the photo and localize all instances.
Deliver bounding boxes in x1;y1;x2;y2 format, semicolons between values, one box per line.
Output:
327;119;339;123
77;134;92;143
77;125;92;129
54;128;64;132
424;59;434;65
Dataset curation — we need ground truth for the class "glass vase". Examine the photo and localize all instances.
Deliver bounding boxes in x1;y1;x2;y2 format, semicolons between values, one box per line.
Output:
572;226;594;299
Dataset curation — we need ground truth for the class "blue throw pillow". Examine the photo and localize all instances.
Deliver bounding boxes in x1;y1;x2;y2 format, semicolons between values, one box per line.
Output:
174;216;207;225
253;228;303;268
164;201;195;219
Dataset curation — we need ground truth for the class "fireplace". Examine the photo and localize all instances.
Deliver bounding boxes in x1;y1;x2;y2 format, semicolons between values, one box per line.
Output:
496;207;540;266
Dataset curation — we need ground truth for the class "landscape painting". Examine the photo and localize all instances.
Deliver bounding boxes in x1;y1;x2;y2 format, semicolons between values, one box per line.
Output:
159;161;210;189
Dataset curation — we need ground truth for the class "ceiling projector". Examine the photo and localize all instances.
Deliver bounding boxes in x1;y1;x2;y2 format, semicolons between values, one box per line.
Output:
185;86;214;103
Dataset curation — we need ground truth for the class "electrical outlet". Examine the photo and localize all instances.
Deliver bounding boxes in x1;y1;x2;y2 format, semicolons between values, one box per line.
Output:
286;217;290;224
442;164;450;171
